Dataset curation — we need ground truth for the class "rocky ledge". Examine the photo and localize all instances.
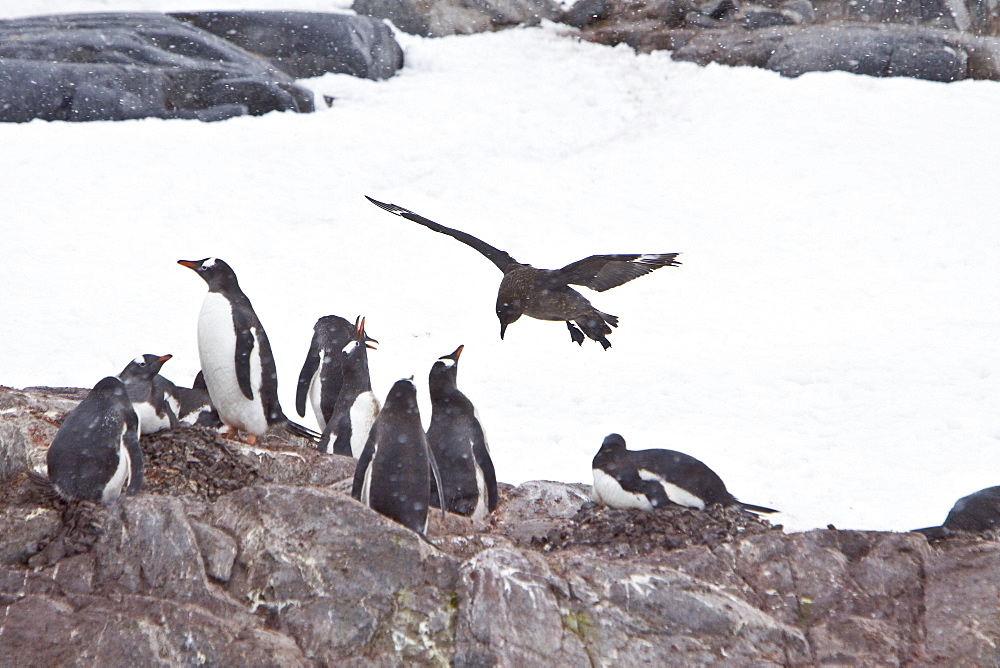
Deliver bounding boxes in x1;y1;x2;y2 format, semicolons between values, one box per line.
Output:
352;0;1000;82
1;384;998;665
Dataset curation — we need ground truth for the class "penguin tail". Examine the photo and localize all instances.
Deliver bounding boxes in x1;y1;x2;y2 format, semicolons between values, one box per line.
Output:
740;502;779;515
913;525;950;540
27;470;61;502
284;420;322;443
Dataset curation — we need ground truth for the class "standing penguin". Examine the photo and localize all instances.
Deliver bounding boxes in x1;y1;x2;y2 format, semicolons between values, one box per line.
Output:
117;354;179;435
317;317;381;457
297;314;378;432
426;345;497;519
352;378;445;534
46;376;143;503
178;257;319;445
591;434;777;514
296;315;355;430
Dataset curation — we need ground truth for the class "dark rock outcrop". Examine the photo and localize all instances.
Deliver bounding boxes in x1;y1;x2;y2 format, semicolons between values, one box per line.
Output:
3;384;1000;664
170;11;404;80
571;0;1000;80
0;13;315;123
353;0;562;37
670;23;989;81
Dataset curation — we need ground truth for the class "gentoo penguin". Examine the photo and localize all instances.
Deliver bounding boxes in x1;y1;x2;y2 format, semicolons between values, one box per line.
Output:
914;486;1000;539
46;376;143;503
352;378;445;534
117;354;179;435
366;196;680;349
178;257;319;445
591;433;777;514
426;345;498;519
317;317;381;457
167;371;224;429
296;314;376;431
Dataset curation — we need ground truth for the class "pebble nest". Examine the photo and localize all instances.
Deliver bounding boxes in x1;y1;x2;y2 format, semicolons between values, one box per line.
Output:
531;501;781;558
141;425;264;501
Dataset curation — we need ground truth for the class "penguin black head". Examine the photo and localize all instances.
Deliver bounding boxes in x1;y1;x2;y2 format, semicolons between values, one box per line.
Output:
178;257;240;292
118;354;172;381
429;345;463;396
340;316;378;361
314;315;355;352
496;299;523;340
600;433;628;452
92;375;130;399
384;377;420;415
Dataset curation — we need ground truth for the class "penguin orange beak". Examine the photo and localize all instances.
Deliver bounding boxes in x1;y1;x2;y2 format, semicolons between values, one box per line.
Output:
178;260;199;269
365;337;379;351
451;345;464;359
157;354;173;364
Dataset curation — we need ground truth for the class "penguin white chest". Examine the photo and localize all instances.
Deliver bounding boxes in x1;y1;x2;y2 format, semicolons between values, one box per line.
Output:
133;401;171;435
470;457;489;521
591;469;654;510
348;391;380;458
638;470;706;510
102;426;133;504
197;292;267;434
308;350;326;429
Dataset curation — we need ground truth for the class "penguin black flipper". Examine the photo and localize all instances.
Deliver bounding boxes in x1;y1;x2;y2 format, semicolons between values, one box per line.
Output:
152;375;182;430
233;308;257;401
366;196;521;273
427;444;446;519
123;407;143;495
610;465;670;507
295;337;321;418
470;419;499;512
351;432;376;501
551;254;681;292
330;412;353;457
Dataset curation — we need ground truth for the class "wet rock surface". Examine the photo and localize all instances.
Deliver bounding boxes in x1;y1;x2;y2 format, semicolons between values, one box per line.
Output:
0;10;406;123
2;384;999;664
170;11;404;80
353;0;562;37
570;0;1000;80
0;13;315;123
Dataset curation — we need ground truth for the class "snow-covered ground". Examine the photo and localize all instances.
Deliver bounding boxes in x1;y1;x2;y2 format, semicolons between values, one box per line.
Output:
3;4;999;534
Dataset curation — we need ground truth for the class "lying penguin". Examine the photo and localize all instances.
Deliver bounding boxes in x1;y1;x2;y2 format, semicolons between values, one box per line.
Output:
46;376;144;504
591;433;777;514
914;486;1000;539
171;371;224;429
